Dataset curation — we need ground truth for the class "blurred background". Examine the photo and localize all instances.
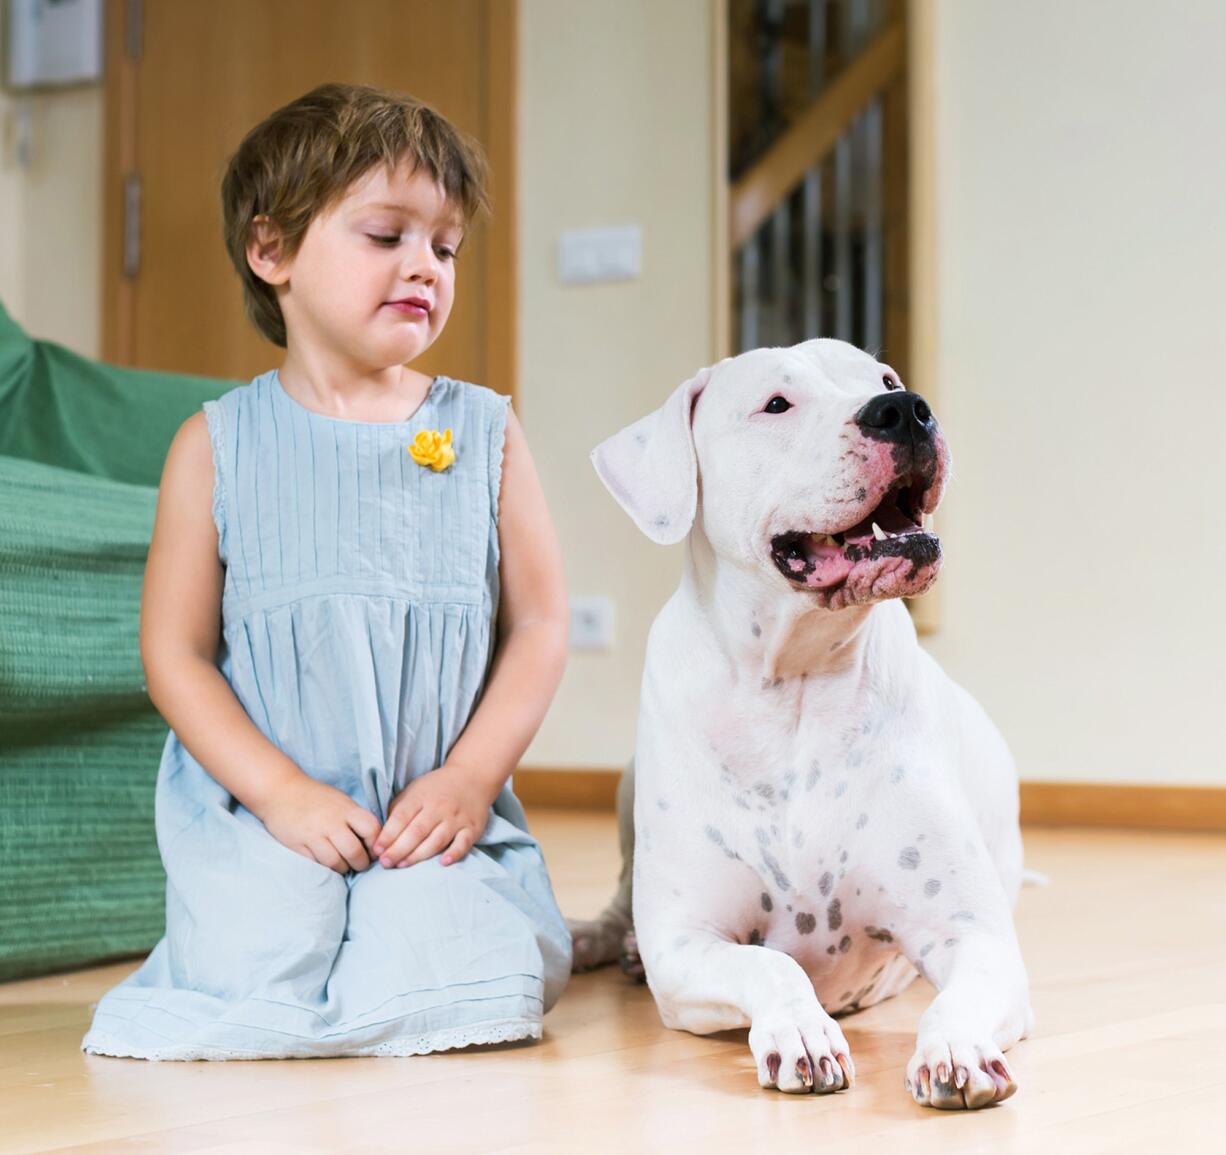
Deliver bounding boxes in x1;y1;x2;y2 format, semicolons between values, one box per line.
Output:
2;0;1223;814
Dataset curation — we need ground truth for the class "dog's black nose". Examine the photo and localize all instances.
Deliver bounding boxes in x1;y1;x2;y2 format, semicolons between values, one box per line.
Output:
855;391;936;444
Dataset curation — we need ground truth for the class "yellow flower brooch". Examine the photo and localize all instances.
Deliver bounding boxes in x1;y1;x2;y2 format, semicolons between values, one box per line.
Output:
408;429;455;472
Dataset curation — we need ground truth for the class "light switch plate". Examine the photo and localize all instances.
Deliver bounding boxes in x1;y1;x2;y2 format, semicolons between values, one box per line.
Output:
557;225;642;285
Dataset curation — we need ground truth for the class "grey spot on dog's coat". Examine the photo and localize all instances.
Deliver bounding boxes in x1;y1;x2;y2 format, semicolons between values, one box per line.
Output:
818;871;834;897
761;849;791;892
751;621;762;637
920;942;934;958
795;912;817;935
945;937;958;948
748;928;764;946
952;910;976;922
840;850;848;863
704;826;725;847
865;926;894;943
833;781;848;799
838;934;852;953
760;891;773;913
827;899;843;931
754;782;774;800
924;878;942;897
656;798;670;811
826;945;837;955
890;766;905;785
898;846;920;870
856;812;869;829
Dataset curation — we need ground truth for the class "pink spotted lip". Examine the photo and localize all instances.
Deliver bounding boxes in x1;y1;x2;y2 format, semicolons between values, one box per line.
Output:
769;475;939;593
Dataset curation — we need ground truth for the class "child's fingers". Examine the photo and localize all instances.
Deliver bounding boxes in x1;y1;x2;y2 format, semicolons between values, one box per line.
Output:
372;800;420;858
439;828;476;867
348;807;382;852
330;825;371;872
308;840;347;874
404;822;454;867
378;813;437;868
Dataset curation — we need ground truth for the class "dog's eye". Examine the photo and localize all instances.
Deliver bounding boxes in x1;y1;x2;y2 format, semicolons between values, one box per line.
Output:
763;396;792;414
882;374;900;391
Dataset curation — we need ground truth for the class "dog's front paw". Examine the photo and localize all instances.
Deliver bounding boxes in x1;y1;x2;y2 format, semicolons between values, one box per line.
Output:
749;1006;855;1095
905;1035;1017;1110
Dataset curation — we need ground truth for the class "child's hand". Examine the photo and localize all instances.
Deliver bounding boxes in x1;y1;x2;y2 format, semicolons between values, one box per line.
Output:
257;773;382;874
374;765;492;869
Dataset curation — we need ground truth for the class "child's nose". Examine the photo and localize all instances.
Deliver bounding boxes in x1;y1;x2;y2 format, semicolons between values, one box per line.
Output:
399;239;438;283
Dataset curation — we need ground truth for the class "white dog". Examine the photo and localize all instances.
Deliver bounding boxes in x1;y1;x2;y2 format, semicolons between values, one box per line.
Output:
577;339;1032;1110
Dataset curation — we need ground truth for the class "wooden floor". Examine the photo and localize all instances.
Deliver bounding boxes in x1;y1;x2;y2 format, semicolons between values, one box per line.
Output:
4;813;1226;1154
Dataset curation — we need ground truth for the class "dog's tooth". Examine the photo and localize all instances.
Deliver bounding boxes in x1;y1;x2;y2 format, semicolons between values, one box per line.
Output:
872;522;887;542
826;535;840;549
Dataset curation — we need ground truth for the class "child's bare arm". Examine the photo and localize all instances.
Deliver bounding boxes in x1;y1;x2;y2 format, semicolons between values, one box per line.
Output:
141;413;380;872
375;406;568;867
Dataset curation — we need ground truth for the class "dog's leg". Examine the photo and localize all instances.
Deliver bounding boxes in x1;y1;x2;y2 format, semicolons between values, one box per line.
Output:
903;898;1032;1110
642;928;854;1095
569;759;636;972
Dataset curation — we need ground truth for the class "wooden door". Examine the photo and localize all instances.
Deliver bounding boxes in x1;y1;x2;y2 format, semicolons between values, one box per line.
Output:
103;0;517;397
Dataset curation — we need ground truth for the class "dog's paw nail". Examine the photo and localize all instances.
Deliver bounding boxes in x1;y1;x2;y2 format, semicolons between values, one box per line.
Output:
955;1065;969;1089
765;1052;781;1082
936;1062;950;1084
796;1056;814;1087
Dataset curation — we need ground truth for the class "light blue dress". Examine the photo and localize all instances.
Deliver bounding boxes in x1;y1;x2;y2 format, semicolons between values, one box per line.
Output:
82;370;572;1060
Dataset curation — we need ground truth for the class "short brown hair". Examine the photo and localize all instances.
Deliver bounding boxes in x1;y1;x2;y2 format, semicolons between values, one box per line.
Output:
221;83;489;347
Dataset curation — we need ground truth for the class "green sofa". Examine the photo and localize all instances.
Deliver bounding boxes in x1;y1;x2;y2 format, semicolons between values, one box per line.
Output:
0;303;231;981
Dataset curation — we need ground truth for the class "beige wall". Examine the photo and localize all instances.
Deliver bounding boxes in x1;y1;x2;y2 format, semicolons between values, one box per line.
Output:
519;0;717;768
3;3;1221;786
919;0;1226;785
0;86;103;357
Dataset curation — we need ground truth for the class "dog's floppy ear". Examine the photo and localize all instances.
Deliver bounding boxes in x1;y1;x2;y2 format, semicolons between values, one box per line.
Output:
590;365;713;545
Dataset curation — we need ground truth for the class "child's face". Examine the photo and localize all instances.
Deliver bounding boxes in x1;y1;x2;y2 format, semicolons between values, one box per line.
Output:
274;162;463;372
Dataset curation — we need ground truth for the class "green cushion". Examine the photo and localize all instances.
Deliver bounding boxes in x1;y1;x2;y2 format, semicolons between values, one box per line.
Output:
0;303;235;980
0;301;230;487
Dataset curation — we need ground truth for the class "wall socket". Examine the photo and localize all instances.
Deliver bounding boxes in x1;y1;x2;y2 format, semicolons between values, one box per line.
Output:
569;596;614;651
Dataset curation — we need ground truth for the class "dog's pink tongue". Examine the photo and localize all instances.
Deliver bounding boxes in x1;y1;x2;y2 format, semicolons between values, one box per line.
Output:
782;535;856;589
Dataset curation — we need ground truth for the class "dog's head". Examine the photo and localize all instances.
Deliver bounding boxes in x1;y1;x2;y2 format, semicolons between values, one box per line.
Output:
591;339;951;610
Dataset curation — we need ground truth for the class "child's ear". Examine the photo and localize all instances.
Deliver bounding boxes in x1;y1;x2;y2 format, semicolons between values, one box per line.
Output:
246;215;291;286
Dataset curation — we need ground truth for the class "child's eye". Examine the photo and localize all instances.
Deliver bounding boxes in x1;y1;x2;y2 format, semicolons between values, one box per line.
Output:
368;234;400;247
435;246;457;261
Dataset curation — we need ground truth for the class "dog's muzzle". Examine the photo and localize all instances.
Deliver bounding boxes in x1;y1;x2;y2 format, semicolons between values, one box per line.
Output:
767;390;946;603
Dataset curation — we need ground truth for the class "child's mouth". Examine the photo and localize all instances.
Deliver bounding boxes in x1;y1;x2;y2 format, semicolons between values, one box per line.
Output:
386;298;431;318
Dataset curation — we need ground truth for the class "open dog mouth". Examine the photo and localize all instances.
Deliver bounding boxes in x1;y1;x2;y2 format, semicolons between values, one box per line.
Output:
769;480;939;593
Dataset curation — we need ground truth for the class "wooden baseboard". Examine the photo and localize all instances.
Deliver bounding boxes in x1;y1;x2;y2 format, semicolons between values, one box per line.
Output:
1019;782;1226;832
514;768;621;811
515;769;1226;832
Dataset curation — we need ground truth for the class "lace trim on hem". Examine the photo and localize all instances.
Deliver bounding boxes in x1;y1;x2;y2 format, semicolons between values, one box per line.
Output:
81;1018;541;1062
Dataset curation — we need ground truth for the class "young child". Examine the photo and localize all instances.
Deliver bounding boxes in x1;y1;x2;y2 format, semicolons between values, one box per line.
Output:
82;84;573;1060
